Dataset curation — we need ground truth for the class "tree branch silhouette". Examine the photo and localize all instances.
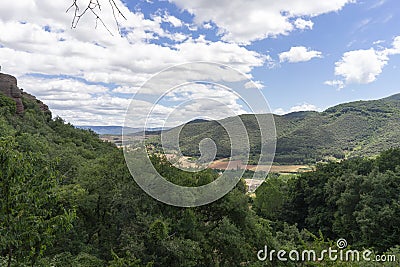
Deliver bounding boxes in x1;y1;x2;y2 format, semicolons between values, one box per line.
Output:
66;0;126;36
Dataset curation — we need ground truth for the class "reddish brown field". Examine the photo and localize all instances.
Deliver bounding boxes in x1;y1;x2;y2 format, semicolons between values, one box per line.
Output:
209;158;311;173
209;159;244;170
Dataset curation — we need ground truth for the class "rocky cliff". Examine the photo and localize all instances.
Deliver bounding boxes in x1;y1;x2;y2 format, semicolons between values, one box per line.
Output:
0;73;50;114
0;73;24;113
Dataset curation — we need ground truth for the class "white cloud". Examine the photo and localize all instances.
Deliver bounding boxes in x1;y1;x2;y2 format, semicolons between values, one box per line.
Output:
279;46;322;63
373;39;385;45
18;76;131;125
19;76;109;96
173;36;266;73
328;36;400;88
203;22;213;29
112;85;141;94
294;18;314;30
160;83;247;125
244;80;264;89
386;36;400;55
162;13;183;27
289;103;319;112
324;80;345;90
334;49;388;84
169;0;353;44
274;103;319;115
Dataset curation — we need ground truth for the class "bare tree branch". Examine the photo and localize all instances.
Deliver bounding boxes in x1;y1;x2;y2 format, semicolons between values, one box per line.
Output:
66;0;127;36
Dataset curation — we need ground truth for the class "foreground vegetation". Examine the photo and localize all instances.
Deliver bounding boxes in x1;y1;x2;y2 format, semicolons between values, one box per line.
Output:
1;92;400;266
255;149;400;252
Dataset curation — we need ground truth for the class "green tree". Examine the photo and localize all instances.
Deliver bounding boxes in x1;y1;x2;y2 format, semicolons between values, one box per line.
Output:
254;174;288;221
375;148;400;172
0;137;74;266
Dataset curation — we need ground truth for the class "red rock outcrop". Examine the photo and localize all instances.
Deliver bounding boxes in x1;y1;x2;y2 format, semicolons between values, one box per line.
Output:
0;73;24;113
0;73;50;114
21;91;50;113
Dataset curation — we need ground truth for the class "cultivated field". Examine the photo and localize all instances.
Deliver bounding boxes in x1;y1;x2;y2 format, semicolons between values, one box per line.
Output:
209;158;311;173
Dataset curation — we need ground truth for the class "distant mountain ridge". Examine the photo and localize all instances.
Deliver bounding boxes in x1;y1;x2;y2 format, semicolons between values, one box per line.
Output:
76;125;168;135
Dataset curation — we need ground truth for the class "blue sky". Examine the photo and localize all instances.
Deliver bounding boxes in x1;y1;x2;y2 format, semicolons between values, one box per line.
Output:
0;0;399;126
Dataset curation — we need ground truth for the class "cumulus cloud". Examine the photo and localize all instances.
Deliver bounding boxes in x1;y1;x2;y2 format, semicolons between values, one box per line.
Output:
274;103;319;115
279;46;322;63
385;36;400;55
334;49;388;84
18;76;131;125
326;36;400;89
169;0;353;44
294;18;314;30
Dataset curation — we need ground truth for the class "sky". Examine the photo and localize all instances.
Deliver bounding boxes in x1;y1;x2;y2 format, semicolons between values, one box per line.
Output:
0;0;400;127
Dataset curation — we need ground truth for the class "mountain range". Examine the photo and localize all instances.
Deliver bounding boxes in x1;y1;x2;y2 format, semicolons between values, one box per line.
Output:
160;93;400;164
76;125;167;135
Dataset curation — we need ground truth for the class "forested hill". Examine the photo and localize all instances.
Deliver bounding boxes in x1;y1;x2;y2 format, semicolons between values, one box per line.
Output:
167;93;400;164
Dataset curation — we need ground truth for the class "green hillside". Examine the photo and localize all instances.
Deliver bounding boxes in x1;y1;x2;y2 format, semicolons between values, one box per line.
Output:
164;94;400;164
